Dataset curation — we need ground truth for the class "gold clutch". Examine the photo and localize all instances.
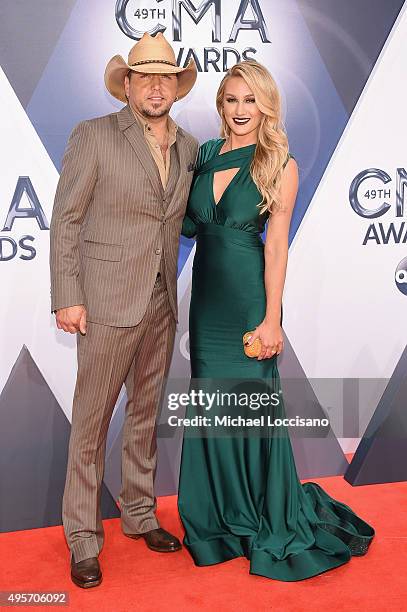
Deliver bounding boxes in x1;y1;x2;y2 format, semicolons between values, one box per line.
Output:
243;331;262;358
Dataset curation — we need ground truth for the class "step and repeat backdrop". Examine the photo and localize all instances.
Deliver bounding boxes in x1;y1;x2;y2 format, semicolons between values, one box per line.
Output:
1;0;406;531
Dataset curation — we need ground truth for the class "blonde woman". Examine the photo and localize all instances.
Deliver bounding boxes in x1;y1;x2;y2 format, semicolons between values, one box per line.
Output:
177;60;374;581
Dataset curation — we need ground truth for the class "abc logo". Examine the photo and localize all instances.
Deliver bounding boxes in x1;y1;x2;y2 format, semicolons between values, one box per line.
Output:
395;257;407;295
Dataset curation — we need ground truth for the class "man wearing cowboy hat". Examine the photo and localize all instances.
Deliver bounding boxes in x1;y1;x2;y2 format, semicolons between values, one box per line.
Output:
50;32;198;588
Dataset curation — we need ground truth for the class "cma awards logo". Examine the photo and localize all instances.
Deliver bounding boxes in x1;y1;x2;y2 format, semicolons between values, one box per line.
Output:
0;177;48;262
349;167;407;245
115;0;270;70
349;168;407;295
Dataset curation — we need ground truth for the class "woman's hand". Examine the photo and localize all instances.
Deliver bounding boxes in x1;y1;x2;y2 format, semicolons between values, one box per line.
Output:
246;320;284;360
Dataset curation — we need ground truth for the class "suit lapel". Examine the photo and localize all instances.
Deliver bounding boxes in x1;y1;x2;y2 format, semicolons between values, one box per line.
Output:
117;104;163;202
165;133;188;217
163;143;179;203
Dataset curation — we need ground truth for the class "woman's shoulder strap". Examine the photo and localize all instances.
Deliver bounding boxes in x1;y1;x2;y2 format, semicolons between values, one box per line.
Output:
283;151;295;169
195;138;223;171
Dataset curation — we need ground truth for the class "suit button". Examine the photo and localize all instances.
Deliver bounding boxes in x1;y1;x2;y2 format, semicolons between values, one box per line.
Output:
155;248;161;255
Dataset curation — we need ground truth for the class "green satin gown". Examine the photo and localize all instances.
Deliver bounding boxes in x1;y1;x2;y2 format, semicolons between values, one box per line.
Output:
177;138;374;581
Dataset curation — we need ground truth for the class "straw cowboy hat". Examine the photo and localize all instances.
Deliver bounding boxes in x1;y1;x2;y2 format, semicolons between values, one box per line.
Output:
105;32;197;102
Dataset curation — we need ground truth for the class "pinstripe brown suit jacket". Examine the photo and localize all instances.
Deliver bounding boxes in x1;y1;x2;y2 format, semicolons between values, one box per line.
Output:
50;104;199;326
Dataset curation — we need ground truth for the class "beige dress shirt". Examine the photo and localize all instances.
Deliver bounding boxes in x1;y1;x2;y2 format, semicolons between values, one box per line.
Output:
130;105;178;189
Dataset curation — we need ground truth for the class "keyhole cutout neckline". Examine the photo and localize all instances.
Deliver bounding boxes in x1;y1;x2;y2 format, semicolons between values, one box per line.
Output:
211;138;256;207
213;167;240;206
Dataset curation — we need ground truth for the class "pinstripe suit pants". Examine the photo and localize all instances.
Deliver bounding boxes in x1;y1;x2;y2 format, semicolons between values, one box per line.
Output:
62;269;176;562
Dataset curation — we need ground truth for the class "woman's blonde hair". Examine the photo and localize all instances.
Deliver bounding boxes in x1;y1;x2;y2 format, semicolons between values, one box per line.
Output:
216;60;289;215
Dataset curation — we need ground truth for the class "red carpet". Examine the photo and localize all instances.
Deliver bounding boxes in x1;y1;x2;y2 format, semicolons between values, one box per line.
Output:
0;469;405;611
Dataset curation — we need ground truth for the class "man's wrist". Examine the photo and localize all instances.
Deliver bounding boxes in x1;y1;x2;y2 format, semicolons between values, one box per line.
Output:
54;304;85;314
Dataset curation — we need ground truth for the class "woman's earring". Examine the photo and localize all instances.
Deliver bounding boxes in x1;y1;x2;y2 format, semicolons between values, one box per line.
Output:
175;95;179;101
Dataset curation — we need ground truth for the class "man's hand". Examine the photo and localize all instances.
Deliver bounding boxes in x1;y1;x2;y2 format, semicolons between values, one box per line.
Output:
56;305;87;334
